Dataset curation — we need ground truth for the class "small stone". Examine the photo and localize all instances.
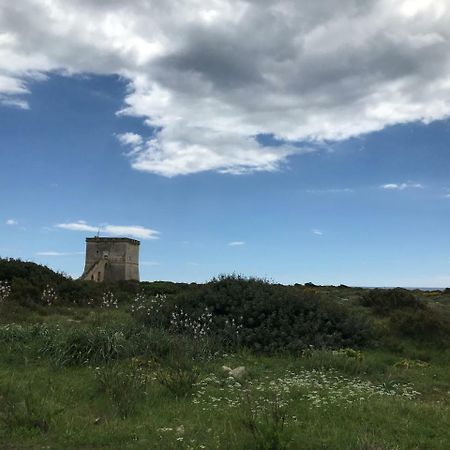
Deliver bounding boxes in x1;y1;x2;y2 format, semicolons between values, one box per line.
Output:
229;366;246;379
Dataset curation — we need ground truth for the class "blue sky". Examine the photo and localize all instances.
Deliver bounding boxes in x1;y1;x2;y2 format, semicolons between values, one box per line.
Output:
1;74;449;286
1;1;450;286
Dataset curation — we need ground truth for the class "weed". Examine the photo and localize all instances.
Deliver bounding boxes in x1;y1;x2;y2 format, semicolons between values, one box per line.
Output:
157;363;199;398
95;361;148;418
0;280;11;305
0;383;56;433
41;285;58;306
241;392;292;450
40;327;127;366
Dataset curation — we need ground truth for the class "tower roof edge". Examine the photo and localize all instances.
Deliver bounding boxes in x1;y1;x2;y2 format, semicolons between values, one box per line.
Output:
85;237;140;245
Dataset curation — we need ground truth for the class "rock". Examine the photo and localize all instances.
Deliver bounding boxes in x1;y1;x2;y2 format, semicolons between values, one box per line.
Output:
229;366;246;379
222;365;232;373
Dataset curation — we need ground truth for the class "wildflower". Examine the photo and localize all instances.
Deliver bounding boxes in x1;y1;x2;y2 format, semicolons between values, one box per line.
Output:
0;280;12;304
41;285;58;306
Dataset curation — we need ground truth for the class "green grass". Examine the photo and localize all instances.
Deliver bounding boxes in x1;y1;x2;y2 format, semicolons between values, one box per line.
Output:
1;289;450;449
0;344;449;449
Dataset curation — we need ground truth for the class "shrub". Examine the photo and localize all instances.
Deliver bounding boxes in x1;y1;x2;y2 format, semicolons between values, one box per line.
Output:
0;383;56;433
40;327;128;366
172;275;373;353
300;348;365;371
131;292;170;328
0;280;11;304
0;258;66;286
157;364;199;398
240;392;292;450
360;289;424;315
95;361;148;418
390;309;450;343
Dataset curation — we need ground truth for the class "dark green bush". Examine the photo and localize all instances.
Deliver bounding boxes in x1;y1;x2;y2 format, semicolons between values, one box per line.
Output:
0;258;66;286
390;309;450;343
360;288;425;315
1;258;192;307
171;275;373;353
10;278;41;307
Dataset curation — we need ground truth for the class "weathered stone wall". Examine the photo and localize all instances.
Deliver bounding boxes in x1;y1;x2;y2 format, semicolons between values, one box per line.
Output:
80;237;140;282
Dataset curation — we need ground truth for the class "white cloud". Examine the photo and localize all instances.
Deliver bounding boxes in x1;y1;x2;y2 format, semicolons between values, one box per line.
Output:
228;241;245;246
102;225;159;240
36;251;83;256
0;96;29;109
312;229;323;236
56;220;97;232
141;260;160;266
55;220;159;239
116;132;143;156
5;219;18;225
380;182;424;190
3;1;450;175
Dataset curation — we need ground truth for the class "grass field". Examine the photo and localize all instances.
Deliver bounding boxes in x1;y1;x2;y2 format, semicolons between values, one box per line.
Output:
0;269;449;449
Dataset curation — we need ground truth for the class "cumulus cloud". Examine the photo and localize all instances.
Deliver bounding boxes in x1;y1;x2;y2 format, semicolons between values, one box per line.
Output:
36;251;83;256
228;241;245;246
2;1;450;175
5;219;18;225
312;229;323;236
55;220;159;239
380;182;424;190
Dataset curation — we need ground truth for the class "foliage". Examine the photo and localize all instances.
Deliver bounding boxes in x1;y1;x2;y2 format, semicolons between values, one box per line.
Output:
1;259;450;448
0;382;56;433
240;392;291;450
360;288;425;315
0;280;11;304
173;275;373;353
95;361;148;418
39;326;128;366
0;258;67;286
389;308;450;343
157;364;199;398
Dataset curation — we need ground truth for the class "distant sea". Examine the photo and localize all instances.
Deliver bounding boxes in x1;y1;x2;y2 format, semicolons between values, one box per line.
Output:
366;287;445;291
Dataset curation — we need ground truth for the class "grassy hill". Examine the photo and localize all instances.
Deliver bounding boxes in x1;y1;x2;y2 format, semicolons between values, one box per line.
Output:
0;259;449;449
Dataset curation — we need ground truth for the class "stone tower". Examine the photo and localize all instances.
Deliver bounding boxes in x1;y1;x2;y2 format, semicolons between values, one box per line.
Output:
80;237;140;282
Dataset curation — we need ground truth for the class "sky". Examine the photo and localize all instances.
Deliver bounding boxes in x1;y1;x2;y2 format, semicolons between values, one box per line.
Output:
1;0;450;287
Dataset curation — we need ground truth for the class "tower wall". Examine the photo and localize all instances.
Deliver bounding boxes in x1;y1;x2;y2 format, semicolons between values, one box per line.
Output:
81;237;140;282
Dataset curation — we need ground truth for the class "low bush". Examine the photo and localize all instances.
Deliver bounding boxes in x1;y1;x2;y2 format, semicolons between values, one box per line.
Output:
299;348;369;376
95;361;148;418
157;362;199;398
360;289;424;315
40;326;128;366
0;382;56;433
172;275;373;353
389;308;450;343
240;392;292;450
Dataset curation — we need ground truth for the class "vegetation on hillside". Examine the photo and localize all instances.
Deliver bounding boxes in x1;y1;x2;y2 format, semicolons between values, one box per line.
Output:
0;258;449;449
